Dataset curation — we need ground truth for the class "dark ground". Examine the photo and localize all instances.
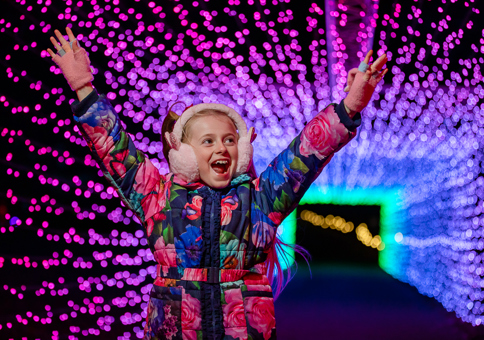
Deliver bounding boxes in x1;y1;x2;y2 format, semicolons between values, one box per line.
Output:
274;264;484;340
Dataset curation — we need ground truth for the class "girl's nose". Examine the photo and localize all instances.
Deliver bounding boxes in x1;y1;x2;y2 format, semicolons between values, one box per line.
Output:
215;141;227;153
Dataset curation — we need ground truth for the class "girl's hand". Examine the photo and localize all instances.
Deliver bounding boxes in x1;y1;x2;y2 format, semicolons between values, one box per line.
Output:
361;50;388;83
48;27;94;100
343;50;388;116
47;27;79;57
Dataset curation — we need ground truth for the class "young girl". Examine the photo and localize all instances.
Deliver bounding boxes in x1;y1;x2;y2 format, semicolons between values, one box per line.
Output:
48;27;387;340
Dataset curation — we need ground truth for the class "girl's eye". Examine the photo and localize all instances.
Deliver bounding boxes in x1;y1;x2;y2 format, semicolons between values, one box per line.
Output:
225;137;236;144
202;139;213;144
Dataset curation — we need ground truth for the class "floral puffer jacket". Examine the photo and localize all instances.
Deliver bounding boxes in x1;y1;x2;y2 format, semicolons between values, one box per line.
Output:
72;91;360;340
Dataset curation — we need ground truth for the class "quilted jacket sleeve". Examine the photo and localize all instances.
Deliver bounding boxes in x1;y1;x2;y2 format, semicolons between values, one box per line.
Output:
252;101;361;225
71;91;166;224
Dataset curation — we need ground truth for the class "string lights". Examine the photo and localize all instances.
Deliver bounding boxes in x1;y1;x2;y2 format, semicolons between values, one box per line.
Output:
300;209;355;233
300;209;385;250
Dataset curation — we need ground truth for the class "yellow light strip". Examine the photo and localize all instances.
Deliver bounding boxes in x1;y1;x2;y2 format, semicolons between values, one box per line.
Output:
300;210;385;251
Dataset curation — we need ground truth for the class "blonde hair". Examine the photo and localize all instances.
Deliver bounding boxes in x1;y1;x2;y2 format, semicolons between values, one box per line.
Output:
161;108;180;163
161;106;237;165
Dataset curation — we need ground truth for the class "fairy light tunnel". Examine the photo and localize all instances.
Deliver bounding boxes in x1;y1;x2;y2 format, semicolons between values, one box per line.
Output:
0;0;483;338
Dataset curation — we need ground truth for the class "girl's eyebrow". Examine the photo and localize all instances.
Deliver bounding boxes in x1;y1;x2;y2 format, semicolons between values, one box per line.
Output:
198;132;237;140
197;133;215;141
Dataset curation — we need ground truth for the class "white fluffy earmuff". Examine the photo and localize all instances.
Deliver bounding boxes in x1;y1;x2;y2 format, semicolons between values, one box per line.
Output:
164;103;254;183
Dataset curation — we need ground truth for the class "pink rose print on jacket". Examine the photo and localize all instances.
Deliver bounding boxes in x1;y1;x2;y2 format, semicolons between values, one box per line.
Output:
81;122;108;140
81;125;116;173
221;194;239;226
146;221;154;238
299;108;348;160
81;124;111;150
223;289;247;339
163;179;172;204
153;236;177;267
146;212;166;237
162;304;178;340
143;179;171;226
182;195;203;221
134;163;162;196
245;296;276;340
182;289;201;330
182;330;197;340
135;168;170;222
109;149;130;176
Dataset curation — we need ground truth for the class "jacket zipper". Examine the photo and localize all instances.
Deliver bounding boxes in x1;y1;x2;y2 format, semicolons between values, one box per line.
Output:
210;190;217;339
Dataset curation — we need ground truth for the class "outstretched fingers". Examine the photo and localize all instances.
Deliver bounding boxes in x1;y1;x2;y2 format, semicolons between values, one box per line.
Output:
371;53;388;72
55;29;71;53
47;48;56;58
47;39;59;58
47;34;63;58
364;53;387;81
363;50;373;65
66;27;79;52
47;28;78;58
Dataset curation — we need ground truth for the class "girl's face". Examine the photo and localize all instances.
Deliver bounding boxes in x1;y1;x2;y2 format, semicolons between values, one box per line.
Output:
187;114;239;189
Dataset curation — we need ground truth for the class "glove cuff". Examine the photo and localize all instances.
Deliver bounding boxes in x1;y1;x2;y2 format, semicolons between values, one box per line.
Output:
53;48;93;91
344;72;378;112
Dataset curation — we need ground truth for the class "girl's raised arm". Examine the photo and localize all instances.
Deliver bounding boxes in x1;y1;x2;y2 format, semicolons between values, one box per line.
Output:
47;27;94;101
48;28;167;227
252;51;387;225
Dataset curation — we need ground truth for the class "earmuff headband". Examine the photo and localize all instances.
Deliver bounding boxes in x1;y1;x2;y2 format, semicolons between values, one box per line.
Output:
164;103;253;183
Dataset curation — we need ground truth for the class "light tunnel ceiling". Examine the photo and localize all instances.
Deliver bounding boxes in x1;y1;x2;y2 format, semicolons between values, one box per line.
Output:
0;0;483;337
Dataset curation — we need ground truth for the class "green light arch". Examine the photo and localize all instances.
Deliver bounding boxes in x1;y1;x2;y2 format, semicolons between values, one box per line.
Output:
278;185;406;278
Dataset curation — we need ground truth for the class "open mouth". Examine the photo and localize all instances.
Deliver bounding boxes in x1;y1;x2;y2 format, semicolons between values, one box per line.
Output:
211;159;230;175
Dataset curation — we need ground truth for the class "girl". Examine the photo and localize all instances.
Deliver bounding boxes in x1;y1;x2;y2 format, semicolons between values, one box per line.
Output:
48;27;387;340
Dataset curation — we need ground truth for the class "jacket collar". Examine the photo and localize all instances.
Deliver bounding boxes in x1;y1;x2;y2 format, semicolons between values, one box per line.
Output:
172;173;252;191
